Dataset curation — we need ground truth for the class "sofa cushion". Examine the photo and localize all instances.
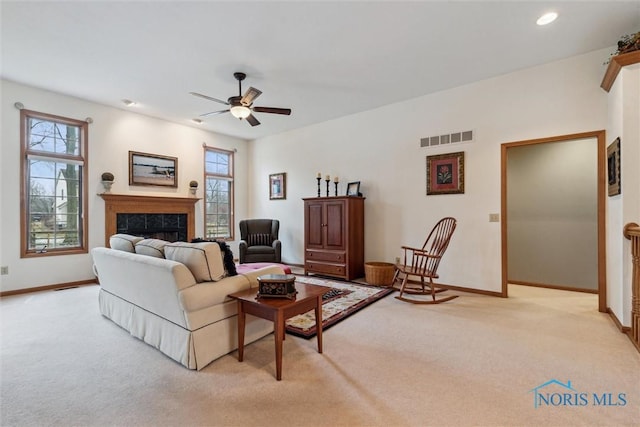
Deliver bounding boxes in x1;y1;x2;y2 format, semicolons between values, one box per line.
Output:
135;238;168;258
247;233;273;246
110;234;143;252
191;238;237;277
165;242;226;282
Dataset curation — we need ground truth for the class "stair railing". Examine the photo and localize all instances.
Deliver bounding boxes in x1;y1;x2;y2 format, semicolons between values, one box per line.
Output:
623;222;640;351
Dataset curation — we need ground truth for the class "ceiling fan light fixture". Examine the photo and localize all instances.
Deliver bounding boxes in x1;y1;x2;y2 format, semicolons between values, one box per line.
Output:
191;72;291;127
230;105;251;119
536;12;558;26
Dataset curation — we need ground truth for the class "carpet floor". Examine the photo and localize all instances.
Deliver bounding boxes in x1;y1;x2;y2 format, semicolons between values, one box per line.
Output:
285;275;394;338
1;284;639;426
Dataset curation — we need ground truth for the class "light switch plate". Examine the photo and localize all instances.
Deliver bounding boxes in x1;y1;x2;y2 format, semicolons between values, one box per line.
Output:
489;213;500;222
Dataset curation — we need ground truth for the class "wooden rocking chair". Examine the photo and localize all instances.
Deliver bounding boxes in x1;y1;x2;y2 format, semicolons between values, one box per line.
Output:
394;217;458;304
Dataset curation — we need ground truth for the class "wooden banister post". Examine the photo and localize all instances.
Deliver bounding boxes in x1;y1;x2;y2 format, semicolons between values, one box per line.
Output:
623;222;640;350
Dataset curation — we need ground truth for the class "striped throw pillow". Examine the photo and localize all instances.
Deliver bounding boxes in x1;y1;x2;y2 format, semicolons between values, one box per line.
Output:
248;233;273;246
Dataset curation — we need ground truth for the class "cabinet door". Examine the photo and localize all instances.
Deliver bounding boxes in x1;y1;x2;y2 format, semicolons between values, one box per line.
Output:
324;200;345;250
305;201;324;248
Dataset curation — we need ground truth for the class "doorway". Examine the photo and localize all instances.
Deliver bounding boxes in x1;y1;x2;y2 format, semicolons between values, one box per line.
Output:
501;131;606;312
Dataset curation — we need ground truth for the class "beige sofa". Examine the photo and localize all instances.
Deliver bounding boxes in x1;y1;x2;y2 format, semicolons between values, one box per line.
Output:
91;236;285;370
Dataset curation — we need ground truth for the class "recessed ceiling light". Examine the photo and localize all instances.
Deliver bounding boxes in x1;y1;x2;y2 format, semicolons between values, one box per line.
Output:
537;12;558;26
122;99;137;106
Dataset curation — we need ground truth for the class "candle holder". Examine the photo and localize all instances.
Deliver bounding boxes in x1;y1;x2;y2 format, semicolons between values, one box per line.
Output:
334;181;338;196
325;179;330;197
316;177;321;197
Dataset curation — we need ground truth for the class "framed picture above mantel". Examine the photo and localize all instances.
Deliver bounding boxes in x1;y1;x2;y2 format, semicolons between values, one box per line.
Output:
129;151;178;187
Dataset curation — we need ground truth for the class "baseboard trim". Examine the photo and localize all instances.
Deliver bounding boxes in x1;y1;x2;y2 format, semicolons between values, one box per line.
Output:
0;279;97;297
606;307;630;333
605;307;640;353
627;330;640;353
435;282;503;297
397;278;503;298
509;280;598;294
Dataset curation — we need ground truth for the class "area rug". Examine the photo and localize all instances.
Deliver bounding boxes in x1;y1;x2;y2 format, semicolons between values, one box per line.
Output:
285;275;394;338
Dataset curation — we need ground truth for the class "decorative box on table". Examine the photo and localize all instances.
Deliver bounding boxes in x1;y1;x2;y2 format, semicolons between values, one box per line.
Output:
257;274;297;299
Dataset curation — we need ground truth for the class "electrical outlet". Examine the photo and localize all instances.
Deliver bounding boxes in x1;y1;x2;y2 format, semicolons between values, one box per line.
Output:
1;266;8;275
395;257;400;264
489;213;500;222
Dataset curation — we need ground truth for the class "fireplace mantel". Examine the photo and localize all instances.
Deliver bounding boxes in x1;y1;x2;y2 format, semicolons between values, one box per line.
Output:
99;194;200;246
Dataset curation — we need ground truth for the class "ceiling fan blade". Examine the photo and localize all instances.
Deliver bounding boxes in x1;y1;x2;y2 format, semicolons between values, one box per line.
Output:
241;87;262;106
200;109;230;117
189;92;229;105
252;106;292;115
245;114;261;126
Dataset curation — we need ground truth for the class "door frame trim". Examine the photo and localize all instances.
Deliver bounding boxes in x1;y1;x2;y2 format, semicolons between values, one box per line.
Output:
500;130;606;312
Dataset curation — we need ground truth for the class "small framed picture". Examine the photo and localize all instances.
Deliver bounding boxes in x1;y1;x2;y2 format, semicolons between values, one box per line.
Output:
346;181;361;196
607;137;621;196
426;151;464;195
129;151;178;187
269;172;286;200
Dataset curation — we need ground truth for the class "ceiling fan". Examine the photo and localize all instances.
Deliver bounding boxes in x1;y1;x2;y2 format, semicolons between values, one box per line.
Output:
190;72;292;127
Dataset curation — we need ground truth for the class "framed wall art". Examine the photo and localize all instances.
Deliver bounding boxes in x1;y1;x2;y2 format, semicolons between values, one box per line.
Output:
607;137;621;196
269;172;286;200
426;151;464;195
129;151;178;187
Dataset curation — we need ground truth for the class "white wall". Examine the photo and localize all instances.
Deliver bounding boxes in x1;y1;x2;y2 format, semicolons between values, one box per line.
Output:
248;49;610;294
0;79;249;292
606;64;640;326
2;48;625;309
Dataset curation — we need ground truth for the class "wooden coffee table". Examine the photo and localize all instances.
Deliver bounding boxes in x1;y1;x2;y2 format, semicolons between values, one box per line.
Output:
228;281;331;380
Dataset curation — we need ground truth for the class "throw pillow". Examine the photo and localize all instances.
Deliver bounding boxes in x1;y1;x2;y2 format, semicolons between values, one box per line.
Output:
164;241;226;282
191;238;237;276
134;238;168;258
247;233;273;246
109;234;143;252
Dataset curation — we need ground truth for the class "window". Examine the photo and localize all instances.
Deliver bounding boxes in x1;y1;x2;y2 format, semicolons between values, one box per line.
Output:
204;147;234;240
21;110;88;257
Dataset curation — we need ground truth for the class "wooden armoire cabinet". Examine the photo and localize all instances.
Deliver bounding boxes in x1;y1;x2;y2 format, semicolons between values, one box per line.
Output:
303;196;365;281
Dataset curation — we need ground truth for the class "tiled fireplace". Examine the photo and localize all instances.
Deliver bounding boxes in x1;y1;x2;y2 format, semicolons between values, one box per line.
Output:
99;194;199;246
116;213;187;242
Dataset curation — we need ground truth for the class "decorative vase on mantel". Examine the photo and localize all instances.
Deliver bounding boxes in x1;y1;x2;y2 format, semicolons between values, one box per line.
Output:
101;172;114;193
189;180;198;196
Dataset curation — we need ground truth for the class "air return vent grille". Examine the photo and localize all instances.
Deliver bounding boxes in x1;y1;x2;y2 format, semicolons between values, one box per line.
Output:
421;130;474;148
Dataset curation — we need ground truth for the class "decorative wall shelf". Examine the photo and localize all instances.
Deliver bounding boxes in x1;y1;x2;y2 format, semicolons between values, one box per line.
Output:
601;50;640;92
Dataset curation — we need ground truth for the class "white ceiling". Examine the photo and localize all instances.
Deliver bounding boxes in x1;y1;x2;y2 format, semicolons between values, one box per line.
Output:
2;1;639;140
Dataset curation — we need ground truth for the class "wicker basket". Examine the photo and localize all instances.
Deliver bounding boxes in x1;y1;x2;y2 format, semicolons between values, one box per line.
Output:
364;262;396;287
